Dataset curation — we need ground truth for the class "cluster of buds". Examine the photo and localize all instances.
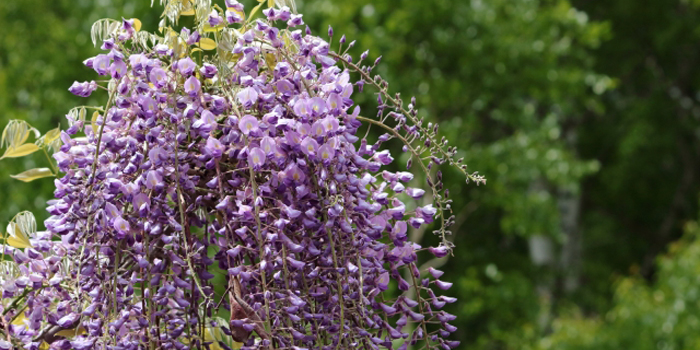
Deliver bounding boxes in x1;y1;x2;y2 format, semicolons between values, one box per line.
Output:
0;1;480;349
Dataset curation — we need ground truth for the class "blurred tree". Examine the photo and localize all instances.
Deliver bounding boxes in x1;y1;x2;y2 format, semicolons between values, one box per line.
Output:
540;218;700;350
572;0;700;283
301;0;610;348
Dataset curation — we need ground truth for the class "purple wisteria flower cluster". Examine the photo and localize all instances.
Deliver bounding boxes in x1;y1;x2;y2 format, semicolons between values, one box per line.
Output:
0;1;484;349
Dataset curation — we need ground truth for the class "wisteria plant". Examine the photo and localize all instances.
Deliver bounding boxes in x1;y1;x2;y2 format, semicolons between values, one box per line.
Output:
0;0;484;349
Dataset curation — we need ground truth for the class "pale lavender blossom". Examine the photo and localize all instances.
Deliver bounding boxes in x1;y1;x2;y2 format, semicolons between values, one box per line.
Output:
68;80;97;97
177;57;197;76
300;137;318;156
92;54;111;75
237;86;258;108
184;75;201;96
149;67;167;88
238;115;259;135
200;63;218;78
226;10;243;24
109;60;127;78
247;147;266;168
204;135;224;158
208;9;223;27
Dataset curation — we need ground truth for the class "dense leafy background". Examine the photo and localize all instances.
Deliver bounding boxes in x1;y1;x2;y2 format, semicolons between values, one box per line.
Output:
2;0;699;348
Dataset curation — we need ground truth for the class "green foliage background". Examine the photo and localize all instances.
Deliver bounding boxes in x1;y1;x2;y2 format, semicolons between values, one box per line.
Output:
2;0;700;348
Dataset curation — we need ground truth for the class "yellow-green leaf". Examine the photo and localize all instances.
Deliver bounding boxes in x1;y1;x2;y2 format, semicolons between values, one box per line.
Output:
91;111;100;134
203;23;225;33
264;52;277;69
198;38;217;50
6;236;31;249
79;107;86;123
1;143;40;159
55;327;87;338
16;129;29;147
179;0;195;16
248;1;265;21
10;168;54;182
133;18;142;32
5;221;32;249
44;128;61;144
268;0;275;8
1;120;39;149
11;310;27;326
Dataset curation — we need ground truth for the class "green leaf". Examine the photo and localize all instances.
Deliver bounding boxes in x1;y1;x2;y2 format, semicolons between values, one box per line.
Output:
4;212;36;249
1;120;39;150
91;111;100;134
36;127;62;153
248;1;265;22
1;143;40;159
10;168;54;182
132;18;142;31
43;128;61;144
6;236;31;249
198;37;217;50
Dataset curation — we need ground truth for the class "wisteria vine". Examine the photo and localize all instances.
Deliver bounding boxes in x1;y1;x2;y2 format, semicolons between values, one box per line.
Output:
0;0;484;349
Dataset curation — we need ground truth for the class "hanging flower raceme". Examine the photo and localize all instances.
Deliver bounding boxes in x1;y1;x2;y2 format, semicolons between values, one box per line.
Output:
0;1;484;349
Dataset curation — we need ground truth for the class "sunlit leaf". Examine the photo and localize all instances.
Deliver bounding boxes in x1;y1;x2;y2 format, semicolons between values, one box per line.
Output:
264;52;277;70
91;111;100;134
1;143;41;159
248;1;266;21
6;236;31;249
36;127;62;153
13;211;37;237
44;128;61;144
133;18;142;31
203;23;225;33
90;18;121;47
198;38;217;50
10;168;54;182
11;310;26;326
55;327;87;338
79;107;86;123
1;120;39;150
5;212;35;249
